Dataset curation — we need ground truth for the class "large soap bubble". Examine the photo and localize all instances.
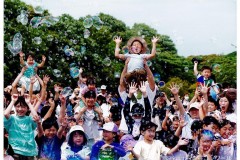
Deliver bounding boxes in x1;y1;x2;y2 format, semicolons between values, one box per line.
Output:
83;29;90;38
70;67;80;78
60;87;73;97
83;17;93;28
53;69;61;77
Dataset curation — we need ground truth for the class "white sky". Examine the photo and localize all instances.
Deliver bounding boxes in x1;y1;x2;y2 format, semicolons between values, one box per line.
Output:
19;0;237;57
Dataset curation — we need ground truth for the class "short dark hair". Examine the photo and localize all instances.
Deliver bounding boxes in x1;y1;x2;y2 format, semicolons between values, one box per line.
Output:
140;122;158;132
203;116;220;129
219;119;231;129
86;77;96;85
26;52;35;59
15;96;28;108
208;96;218;107
68;130;88;147
201;66;212;72
84;90;96;99
191;120;203;132
42;118;59;131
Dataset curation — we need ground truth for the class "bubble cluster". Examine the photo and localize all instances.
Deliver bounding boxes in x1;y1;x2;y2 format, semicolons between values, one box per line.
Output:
8;33;22;56
16;10;28;25
33;37;42;45
53;69;61;77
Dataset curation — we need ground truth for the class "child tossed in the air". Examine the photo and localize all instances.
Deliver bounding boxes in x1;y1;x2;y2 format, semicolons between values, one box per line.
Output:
114;36;159;86
19;51;46;95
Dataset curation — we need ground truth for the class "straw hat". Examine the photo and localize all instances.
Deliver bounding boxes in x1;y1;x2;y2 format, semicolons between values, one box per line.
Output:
127;37;148;54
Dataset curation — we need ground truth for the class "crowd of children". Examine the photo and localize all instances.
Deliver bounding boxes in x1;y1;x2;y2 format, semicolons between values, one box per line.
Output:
3;36;237;160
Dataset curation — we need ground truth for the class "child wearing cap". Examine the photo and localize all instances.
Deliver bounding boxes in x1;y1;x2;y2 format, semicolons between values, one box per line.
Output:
90;122;126;160
61;125;91;160
123;82;152;140
131;122;188;160
114;36;159;86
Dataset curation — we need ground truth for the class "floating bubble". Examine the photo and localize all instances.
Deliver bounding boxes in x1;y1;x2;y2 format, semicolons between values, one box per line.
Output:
33;37;42;44
122;46;129;54
8;41;20;56
70;67;80;78
93;54;99;59
16;11;28;25
30;17;42;28
83;29;90;38
60;87;73;97
34;5;44;14
146;61;152;67
114;72;120;78
41;16;59;26
65;49;74;56
212;64;221;72
184;66;189;72
153;73;161;82
83;17;93;28
69;63;77;68
14;33;22;41
53;69;61;77
47;35;54;41
12;38;22;51
92;16;103;30
158;81;165;88
80;46;86;54
103;57;111;66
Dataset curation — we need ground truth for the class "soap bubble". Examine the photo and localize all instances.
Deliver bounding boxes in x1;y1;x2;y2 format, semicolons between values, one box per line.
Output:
146;61;152;67
30;17;42;28
92;16;103;30
184;66;189;72
34;5;44;14
153;73;161;82
122;46;129;54
47;35;54;41
53;69;61;77
69;63;77;68
103;57;111;66
83;17;93;28
33;37;42;44
158;81;165;88
80;46;86;54
16;10;28;25
60;87;73;97
114;72;120;78
70;67;80;78
212;64;221;72
14;33;22;41
83;29;90;38
8;41;20;56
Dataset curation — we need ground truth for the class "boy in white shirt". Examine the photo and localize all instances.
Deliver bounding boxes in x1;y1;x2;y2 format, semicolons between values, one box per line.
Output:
131;122;188;160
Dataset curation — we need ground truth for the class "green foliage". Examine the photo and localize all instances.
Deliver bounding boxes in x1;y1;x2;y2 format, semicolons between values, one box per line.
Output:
4;0;236;93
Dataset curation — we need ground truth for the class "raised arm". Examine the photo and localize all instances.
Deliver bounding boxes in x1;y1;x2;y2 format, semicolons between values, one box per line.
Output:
25;94;38;117
119;58;129;92
57;116;68;139
143;59;155;91
42;98;55;121
168;83;185;116
139;81;151;118
11;67;27;94
193;61;199;76
114;36;125;60
58;95;66;124
146;36;159;60
19;51;25;66
4;94;18;119
37;55;46;68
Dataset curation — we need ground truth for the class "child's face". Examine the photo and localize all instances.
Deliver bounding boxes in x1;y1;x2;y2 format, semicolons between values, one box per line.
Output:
73;132;84;146
15;104;28;117
44;126;57;139
219;97;229;112
88;84;96;91
189;108;199;119
85;97;96;107
220;124;231;139
82;78;87;84
202;69;211;79
27;56;34;65
142;127;156;142
131;41;143;54
102;130;115;142
203;123;219;134
208;102;216;112
199;136;212;153
172;120;179;130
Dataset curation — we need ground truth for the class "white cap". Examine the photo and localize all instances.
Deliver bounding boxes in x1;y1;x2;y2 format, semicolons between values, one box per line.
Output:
66;125;88;141
189;102;200;111
101;85;106;90
99;122;118;132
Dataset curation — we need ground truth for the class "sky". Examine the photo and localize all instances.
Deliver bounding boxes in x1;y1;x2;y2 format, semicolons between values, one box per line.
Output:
19;0;237;57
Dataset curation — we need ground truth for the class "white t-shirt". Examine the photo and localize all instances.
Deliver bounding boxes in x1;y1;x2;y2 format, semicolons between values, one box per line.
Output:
124;53;148;72
100;103;111;118
181;113;196;139
133;140;170;160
